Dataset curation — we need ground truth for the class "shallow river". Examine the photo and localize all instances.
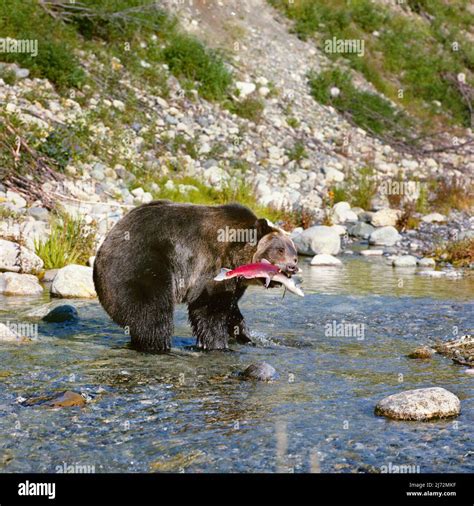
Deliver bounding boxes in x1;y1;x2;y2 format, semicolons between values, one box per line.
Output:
0;256;473;473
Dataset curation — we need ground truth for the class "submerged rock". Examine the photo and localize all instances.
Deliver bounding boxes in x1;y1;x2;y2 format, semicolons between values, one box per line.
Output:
375;387;460;421
51;265;96;298
407;347;434;359
241;362;276;381
348;222;375;240
42;305;79;323
24;391;86;408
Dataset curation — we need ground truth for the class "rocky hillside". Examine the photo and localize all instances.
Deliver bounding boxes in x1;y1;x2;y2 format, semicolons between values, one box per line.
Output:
0;0;473;283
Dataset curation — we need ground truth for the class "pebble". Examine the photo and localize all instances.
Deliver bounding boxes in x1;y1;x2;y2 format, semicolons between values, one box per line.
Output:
241;362;276;381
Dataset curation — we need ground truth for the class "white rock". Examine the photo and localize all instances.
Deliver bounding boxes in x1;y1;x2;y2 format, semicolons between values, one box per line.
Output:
375;387;460;421
258;86;270;97
0;239;44;273
0;272;43;295
360;249;384;256
236;81;256;97
330;225;347;236
51;265;96;298
330;86;340;97
370;209;401;227
417;257;436;268
6;190;27;208
310;254;342;266
292;226;341;255
369;226;401;246
422;212;446;223
112;99;125;111
323;167;344;183
392;255;417;267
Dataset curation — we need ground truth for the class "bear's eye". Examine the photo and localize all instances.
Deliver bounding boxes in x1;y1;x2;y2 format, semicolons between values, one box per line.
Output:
277;247;285;254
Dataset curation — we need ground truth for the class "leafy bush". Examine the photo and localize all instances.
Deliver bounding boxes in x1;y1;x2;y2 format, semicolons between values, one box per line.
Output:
0;0;86;91
35;212;96;269
163;34;232;101
308;69;415;144
431;238;474;267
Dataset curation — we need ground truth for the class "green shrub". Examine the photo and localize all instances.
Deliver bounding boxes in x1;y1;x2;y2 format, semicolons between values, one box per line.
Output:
286;140;307;162
35;212;96;269
163;34;232;101
227;96;265;122
308;69;415;144
0;0;86;91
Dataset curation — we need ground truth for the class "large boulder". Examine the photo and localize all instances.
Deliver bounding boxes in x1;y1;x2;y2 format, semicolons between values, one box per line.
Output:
292;226;341;256
375;387;460;421
370;209;401;227
51;265;96;298
0;272;43;296
0;239;44;274
348;222;375;240
369;226;401;246
422;212;446;223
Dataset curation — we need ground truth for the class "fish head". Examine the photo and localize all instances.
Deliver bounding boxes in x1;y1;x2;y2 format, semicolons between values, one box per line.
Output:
253;230;299;276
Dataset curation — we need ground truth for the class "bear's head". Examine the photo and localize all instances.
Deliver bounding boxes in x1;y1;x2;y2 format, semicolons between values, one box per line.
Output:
253;219;299;275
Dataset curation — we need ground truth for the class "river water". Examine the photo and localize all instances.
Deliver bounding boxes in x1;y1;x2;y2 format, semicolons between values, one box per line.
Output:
0;255;473;473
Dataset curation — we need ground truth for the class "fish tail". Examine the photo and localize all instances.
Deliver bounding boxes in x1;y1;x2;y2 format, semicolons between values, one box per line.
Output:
214;268;231;281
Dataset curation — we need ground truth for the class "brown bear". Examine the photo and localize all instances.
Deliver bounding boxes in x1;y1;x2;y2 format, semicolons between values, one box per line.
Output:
93;200;298;353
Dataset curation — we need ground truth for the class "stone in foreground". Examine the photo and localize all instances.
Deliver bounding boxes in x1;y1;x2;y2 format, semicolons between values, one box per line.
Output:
375;387;460;421
407;347;434;359
51;264;96;298
42;305;79;323
241;362;276;381
310;254;342;266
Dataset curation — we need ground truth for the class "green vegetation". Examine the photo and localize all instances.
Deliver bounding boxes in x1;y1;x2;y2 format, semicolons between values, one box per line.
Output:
430;176;474;214
286;140;307;162
226;96;265;122
330;166;378;210
35;212;97;269
431;237;474;267
163;34;232;101
308;69;416;145
270;0;473;128
0;0;86;91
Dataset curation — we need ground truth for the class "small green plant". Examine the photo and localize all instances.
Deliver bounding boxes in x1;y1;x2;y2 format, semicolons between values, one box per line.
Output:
430;176;474;214
286;117;300;128
343;166;379;210
35;212;97;269
227;96;265;122
0;66;17;86
286;140;307;162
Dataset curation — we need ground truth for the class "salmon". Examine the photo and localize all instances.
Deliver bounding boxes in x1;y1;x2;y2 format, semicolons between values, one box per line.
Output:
214;260;304;297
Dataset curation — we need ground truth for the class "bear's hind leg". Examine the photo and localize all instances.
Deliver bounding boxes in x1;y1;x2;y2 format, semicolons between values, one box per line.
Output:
128;295;174;354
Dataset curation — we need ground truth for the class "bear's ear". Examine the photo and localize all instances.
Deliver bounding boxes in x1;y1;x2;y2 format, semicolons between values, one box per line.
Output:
255;218;273;240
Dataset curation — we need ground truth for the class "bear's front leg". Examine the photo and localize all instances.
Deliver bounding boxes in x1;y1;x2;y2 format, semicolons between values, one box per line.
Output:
188;291;250;350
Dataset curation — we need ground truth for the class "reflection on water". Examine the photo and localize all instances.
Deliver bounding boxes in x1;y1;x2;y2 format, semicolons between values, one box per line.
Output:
0;256;473;473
